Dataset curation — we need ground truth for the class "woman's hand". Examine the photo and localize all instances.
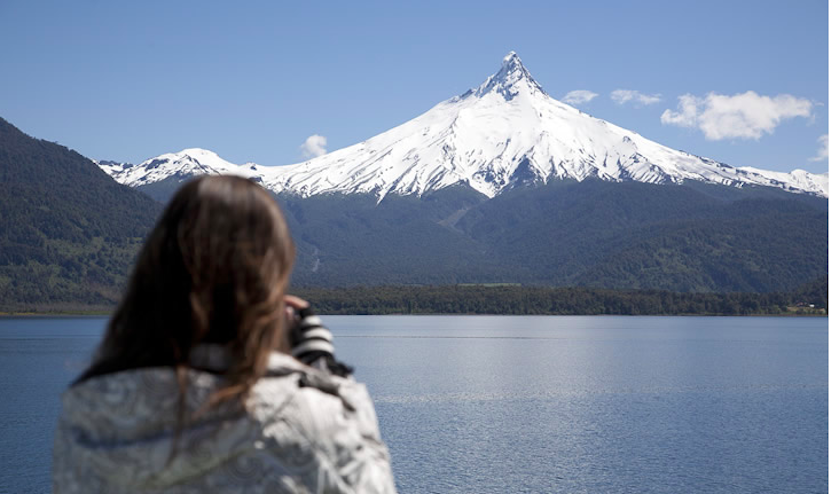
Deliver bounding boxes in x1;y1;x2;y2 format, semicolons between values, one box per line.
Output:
284;294;309;309
284;294;310;322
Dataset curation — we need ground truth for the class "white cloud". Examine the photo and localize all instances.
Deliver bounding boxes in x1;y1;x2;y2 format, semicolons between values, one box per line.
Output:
562;90;598;106
660;94;700;127
611;89;662;106
808;134;828;163
300;134;327;159
661;91;813;141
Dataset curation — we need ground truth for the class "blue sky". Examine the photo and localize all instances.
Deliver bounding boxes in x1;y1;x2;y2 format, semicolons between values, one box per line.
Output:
0;0;827;173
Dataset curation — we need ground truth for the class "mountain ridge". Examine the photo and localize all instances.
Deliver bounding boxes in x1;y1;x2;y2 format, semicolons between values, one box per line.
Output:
98;52;829;200
0;117;162;309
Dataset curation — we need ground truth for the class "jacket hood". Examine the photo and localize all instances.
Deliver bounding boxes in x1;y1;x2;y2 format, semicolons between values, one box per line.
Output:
55;350;304;490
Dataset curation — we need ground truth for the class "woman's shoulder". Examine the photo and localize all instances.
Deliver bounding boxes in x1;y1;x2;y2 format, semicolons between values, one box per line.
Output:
251;353;380;438
56;353;394;493
250;353;394;492
251;353;384;456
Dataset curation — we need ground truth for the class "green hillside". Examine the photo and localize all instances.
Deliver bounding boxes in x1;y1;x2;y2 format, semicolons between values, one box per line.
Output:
0;118;161;310
285;180;827;293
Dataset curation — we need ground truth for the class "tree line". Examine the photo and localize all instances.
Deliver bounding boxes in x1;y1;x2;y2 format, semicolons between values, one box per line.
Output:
293;279;828;316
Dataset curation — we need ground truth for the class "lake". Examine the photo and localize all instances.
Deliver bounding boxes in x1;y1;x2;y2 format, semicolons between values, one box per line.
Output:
0;315;826;493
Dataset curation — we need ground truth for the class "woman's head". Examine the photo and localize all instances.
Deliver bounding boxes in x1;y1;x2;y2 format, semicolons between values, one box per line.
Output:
79;175;295;401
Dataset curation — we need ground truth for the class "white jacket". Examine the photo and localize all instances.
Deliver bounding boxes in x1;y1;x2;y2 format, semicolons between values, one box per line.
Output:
52;348;396;493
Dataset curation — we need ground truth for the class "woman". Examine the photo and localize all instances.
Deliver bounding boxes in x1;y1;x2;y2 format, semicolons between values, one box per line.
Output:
52;176;396;493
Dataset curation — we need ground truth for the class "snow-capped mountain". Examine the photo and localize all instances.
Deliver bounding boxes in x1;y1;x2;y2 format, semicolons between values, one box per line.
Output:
95;149;261;187
98;52;829;199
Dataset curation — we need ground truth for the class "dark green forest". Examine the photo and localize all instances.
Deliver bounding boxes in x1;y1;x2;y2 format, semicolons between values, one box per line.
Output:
294;277;828;316
281;180;827;293
0;118;161;310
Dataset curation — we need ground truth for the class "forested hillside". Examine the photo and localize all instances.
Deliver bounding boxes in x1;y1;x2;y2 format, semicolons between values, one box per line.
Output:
0;118;161;310
284;180;828;293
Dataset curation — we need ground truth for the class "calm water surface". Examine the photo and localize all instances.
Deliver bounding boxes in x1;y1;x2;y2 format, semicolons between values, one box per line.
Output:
0;316;826;493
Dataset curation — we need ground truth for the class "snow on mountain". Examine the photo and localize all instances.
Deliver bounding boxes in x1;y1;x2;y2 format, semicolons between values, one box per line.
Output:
736;166;829;197
99;52;830;199
95;159;131;177
96;148;261;186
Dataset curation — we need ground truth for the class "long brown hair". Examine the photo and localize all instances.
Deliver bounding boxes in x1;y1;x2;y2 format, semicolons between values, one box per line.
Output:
77;175;295;406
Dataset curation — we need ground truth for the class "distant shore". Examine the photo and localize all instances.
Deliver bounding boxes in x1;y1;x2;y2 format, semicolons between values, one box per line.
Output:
291;285;828;317
2;283;826;318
